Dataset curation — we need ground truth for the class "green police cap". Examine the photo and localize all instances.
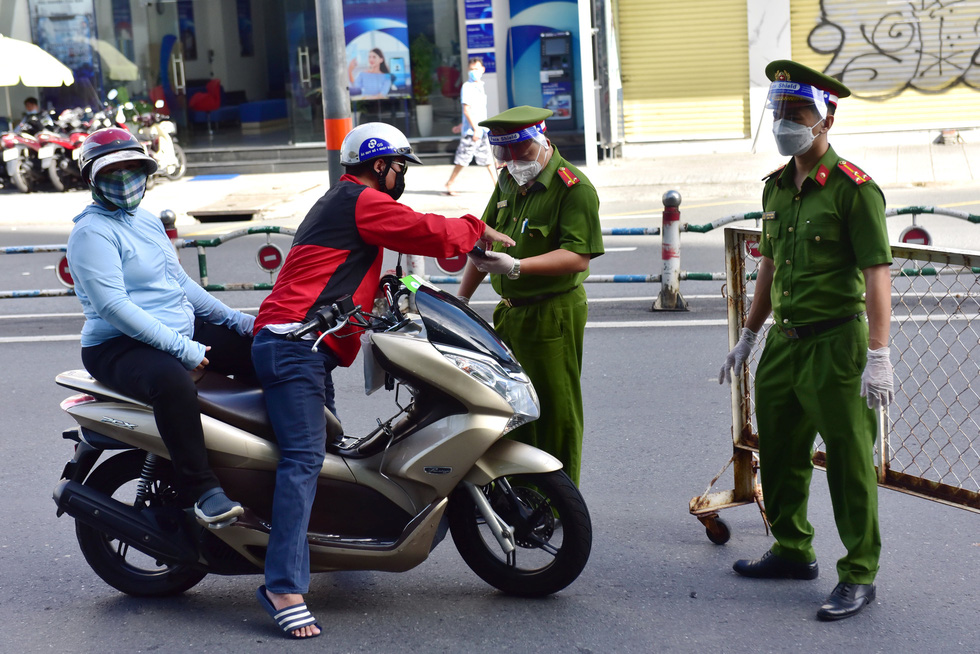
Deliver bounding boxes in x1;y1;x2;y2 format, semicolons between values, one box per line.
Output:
479;105;553;133
765;60;851;101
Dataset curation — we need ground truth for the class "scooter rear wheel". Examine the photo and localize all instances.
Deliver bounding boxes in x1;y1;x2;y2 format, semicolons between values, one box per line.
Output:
75;450;207;597
448;471;592;597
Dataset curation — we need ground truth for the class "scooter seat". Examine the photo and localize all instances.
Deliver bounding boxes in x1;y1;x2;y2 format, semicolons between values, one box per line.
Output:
194;372;344;442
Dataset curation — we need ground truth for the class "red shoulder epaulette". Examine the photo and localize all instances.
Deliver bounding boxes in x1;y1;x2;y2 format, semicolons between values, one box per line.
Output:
837;160;872;185
762;164;786;181
557;166;580;188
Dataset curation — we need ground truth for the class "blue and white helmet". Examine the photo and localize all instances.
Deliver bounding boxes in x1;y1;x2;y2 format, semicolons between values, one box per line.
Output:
340;122;422;166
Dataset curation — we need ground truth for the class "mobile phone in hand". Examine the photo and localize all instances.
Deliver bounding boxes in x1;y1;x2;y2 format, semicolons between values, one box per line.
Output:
470;246;491;259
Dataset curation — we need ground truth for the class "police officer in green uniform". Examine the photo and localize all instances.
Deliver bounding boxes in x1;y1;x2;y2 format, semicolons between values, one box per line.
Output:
718;61;894;621
458;106;604;486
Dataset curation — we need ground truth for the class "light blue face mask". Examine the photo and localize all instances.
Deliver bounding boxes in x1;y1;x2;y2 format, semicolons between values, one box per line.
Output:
92;168;147;212
468;69;483;83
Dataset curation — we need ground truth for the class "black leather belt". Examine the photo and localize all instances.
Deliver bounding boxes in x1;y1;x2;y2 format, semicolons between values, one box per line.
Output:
501;286;579;308
780;313;861;339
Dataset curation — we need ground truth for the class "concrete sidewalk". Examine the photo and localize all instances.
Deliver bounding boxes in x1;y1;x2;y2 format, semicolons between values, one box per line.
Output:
1;130;977;230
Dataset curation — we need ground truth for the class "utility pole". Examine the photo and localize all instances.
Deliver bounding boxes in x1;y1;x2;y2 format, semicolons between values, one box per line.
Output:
314;0;352;186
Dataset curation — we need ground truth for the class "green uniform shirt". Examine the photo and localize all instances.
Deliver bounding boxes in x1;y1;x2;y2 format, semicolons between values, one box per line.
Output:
481;146;604;297
759;145;891;328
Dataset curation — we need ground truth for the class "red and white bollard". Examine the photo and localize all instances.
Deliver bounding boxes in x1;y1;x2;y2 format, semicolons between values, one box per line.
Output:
653;190;688;311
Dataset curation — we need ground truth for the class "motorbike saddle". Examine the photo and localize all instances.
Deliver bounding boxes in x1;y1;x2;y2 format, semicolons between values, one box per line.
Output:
193;371;344;443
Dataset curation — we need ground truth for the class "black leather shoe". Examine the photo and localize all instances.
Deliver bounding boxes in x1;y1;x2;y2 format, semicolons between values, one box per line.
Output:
732;550;819;580
816;582;876;621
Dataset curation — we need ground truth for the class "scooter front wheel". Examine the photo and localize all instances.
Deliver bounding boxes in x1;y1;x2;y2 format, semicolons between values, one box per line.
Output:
74;450;207;597
448;471;592;597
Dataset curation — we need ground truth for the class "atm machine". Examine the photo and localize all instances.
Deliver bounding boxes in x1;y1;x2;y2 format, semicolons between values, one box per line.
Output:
539;31;574;130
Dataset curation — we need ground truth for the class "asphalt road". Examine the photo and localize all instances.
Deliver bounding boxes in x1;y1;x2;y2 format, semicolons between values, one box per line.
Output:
1;181;979;653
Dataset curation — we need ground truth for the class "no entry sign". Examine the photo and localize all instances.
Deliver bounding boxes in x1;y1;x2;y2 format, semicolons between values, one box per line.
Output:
434;254;467;275
899;225;932;247
56;255;74;288
256;243;284;273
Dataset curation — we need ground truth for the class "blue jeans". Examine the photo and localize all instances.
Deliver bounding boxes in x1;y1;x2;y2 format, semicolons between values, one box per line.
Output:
252;328;339;594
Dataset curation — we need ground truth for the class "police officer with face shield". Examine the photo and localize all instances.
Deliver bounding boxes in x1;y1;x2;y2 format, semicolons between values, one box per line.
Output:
719;61;893;621
458;106;604;487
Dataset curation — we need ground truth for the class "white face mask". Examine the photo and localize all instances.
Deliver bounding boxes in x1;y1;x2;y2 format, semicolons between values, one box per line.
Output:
772;118;823;157
507;159;542;186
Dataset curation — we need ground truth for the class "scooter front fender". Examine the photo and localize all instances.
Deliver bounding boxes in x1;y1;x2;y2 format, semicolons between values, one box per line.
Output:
463;438;562;487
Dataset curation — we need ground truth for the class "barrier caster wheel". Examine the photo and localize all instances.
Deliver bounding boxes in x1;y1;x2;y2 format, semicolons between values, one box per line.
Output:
704;517;731;545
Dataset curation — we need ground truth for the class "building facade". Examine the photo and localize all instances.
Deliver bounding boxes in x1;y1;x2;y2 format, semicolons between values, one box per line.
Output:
1;0;607;155
616;0;980;143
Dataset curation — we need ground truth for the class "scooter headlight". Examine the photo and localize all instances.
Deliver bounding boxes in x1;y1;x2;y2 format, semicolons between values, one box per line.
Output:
436;345;539;433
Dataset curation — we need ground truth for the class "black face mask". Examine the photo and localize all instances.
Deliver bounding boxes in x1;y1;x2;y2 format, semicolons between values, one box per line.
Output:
376;160;406;201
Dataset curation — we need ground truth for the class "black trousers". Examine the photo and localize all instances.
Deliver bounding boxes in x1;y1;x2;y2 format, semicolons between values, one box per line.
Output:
81;320;255;503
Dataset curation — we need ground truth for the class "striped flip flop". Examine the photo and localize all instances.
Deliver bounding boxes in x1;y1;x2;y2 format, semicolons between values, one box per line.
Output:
256;585;321;639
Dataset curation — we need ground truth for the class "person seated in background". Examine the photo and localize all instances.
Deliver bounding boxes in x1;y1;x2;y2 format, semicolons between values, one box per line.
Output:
16;96;52;135
66;127;255;529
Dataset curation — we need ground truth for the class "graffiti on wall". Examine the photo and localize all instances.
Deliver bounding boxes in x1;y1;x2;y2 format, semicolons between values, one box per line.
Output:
809;0;980;100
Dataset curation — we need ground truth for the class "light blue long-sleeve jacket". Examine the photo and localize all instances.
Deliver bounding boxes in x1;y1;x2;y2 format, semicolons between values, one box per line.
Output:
67;203;254;369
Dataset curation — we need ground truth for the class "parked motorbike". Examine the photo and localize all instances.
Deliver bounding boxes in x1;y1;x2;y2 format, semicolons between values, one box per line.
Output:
52;275;592;599
43;108;91;191
4;111;56;192
134;100;186;181
4;129;45;193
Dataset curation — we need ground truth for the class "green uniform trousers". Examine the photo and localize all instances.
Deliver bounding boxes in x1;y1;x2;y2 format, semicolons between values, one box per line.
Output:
493;286;587;485
755;317;881;584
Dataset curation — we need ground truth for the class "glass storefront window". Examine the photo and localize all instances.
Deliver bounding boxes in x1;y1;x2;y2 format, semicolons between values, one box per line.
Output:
43;0;465;150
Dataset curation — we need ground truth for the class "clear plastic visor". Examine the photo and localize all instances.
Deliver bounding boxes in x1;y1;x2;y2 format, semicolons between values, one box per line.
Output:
489;127;549;164
766;81;832;120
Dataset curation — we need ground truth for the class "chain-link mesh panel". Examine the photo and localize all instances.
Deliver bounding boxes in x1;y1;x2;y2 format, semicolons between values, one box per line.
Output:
727;228;980;510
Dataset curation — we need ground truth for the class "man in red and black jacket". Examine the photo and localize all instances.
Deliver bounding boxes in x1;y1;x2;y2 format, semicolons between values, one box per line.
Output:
251;122;513;640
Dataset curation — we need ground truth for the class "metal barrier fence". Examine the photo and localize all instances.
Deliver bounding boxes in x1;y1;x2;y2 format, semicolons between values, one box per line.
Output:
689;226;980;545
3;203;979;301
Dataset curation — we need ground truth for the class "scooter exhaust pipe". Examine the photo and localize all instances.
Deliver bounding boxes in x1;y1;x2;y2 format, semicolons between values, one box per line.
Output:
53;479;199;565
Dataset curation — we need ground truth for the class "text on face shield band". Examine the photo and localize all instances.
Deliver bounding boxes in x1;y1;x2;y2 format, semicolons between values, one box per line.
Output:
487;124;546;146
766;81;838;119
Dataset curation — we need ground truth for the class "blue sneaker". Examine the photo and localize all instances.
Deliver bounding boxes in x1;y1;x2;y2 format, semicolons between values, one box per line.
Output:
193;487;244;527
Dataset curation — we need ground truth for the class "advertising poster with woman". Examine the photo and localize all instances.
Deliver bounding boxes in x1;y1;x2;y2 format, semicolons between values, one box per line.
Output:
343;0;412;100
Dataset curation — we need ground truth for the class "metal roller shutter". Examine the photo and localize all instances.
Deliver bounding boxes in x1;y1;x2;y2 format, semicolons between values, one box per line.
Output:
618;0;749;142
790;1;980;132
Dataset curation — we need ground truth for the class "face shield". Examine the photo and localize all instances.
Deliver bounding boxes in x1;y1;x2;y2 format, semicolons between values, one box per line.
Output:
766;81;836;157
488;123;549;186
766;81;835;121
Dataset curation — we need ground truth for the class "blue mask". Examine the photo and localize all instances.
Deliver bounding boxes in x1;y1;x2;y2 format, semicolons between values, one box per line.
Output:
468;70;483;83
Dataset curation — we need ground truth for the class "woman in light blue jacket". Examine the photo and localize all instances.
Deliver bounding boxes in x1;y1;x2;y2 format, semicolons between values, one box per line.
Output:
66;128;254;526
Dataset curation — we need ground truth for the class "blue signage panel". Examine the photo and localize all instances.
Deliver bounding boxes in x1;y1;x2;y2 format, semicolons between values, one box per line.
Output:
466;23;494;51
464;0;493;21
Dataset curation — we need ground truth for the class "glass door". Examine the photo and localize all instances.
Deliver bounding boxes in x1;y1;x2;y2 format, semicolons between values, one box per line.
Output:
283;0;322;144
91;0;186;129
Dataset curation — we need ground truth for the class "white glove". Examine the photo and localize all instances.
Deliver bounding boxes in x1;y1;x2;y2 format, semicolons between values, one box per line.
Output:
468;250;516;275
718;328;759;384
861;346;894;409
